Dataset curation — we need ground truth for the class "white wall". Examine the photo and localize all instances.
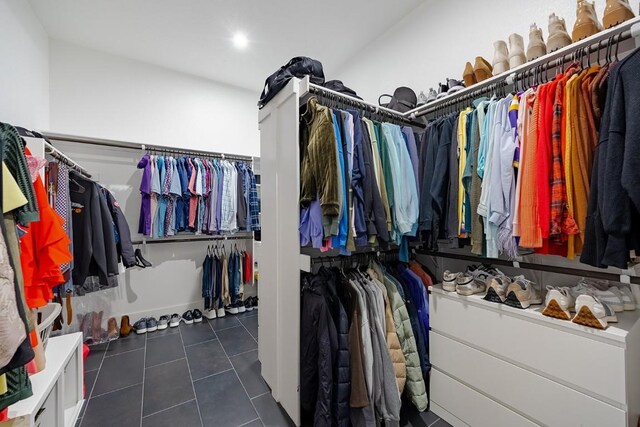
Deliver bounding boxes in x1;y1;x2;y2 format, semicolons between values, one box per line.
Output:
0;0;49;129
49;40;259;156
337;0;640;103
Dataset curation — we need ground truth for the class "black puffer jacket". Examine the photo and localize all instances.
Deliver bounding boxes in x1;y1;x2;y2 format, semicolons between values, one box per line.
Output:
300;273;338;427
323;269;350;427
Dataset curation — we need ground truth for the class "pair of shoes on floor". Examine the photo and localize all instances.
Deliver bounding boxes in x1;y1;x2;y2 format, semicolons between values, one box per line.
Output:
244;296;259;312
182;309;203;325
204;307;227;320
133;317;158;334
225;300;246;315
157;314;181;329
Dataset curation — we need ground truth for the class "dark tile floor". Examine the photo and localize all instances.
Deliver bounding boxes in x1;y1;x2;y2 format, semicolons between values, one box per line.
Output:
78;310;448;427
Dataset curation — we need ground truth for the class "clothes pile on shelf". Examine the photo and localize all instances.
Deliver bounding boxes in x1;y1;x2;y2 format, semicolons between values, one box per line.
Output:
299;97;422;260
300;260;433;426
201;243;253;319
420;48;640;264
137;153;260;238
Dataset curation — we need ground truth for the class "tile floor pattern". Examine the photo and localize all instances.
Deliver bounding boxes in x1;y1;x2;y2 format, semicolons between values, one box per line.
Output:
77;310;449;427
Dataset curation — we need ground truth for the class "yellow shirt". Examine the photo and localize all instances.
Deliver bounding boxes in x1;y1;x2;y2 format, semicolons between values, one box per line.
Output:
564;74;579;259
457;108;472;236
3;162;27;214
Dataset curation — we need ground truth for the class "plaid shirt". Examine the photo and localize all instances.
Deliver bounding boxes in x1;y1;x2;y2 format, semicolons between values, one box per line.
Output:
248;167;260;231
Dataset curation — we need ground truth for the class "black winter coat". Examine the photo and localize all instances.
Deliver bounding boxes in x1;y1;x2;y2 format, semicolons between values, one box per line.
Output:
300;273;338;427
101;187;136;268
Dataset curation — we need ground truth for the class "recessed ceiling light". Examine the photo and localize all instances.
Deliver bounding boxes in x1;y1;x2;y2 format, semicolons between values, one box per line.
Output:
232;32;248;50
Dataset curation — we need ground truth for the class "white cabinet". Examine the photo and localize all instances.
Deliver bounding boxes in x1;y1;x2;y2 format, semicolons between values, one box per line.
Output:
429;286;640;427
6;333;84;427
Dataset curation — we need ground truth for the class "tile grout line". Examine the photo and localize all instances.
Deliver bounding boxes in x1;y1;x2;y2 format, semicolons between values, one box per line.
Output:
81;340;110;425
428;418;442;427
191;367;235;383
237;317;259;345
228;347;259;359
210;321;262;423
210;322;243;333
146;356;187;370
179;322;205;427
141;398;197;419
250;391;271;401
238;417;261;427
183;337;219;348
90;381;145;400
103;347;145;358
139;332;148;427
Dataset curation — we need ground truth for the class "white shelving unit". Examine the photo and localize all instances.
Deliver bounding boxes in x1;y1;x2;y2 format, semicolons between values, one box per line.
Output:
6;333;84;427
429;285;640;427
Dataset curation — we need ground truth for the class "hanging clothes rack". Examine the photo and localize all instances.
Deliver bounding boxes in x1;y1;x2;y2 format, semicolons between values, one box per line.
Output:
43;140;92;178
303;80;426;129
405;16;640;119
40;132;254;162
131;233;253;245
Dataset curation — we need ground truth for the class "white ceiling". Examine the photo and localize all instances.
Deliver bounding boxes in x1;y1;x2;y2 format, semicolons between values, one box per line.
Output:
28;0;424;93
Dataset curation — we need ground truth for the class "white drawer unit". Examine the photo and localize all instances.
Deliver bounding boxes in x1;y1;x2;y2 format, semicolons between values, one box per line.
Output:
429;286;640;427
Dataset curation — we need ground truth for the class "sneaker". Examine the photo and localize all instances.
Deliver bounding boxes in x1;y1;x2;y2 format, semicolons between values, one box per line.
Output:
133;318;147;334
169;313;181;327
244;298;254;312
484;275;513;303
426;88;437;103
157;315;170;330
612;285;636;310
192;309;203;323
146;317;158;333
237;301;246;314
542;286;574;320
252;296;258;310
504;276;542;309
182;310;194;325
225;303;239;315
470;265;503;288
446;78;465;94
443;270;460;292
435;82;448;99
204;309;217;320
455;272;484;296
571;280;624;312
217;307;226;318
572;294;617;329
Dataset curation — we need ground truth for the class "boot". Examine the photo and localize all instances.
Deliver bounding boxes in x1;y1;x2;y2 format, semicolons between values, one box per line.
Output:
473;56;493;82
92;310;104;343
603;0;635;28
508;33;527;68
120;315;133;337
573;0;603;42
527;23;548;61
492;40;510;76
547;13;573;52
463;62;477;87
107;317;119;341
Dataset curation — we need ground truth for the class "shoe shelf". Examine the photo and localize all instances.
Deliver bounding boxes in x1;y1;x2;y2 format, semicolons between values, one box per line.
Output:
429;285;640;427
6;333;84;427
431;284;640;343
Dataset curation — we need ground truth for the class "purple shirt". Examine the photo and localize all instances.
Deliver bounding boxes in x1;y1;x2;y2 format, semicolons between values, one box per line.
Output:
215;160;224;232
299;199;323;248
137;154;152;235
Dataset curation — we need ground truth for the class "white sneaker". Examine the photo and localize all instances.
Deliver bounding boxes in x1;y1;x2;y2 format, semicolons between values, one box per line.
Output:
542;286;574;320
204;309;217;320
456;273;485;296
216;307;226;318
504;276;542;309
572;294;617;329
608;286;636;311
571;280;624;312
443;270;459;292
484;275;513;303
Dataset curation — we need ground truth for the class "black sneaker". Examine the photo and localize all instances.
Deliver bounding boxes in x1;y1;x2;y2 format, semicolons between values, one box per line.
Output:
447;78;465;94
169;313;181;328
237;300;246;314
225;303;239;315
133;318;147;334
182;310;194;325
244;298;254;312
435;82;448;99
192;309;203;323
146;317;158;332
252;296;259;310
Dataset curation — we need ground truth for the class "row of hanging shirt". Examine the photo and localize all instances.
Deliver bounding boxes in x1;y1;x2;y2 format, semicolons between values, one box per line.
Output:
201;243;253;310
299;98;421;261
137;153;260;238
419;52;628;263
300;260;433;427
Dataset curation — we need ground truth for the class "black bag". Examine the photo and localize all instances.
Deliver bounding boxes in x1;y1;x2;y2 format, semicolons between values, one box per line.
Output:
323;80;362;100
378;86;417;113
258;57;325;109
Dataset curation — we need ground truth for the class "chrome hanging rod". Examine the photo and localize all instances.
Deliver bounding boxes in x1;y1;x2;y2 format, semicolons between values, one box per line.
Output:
405;17;640;119
41;132;254;162
302;80;426;129
43;140;92;178
131;232;254;245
